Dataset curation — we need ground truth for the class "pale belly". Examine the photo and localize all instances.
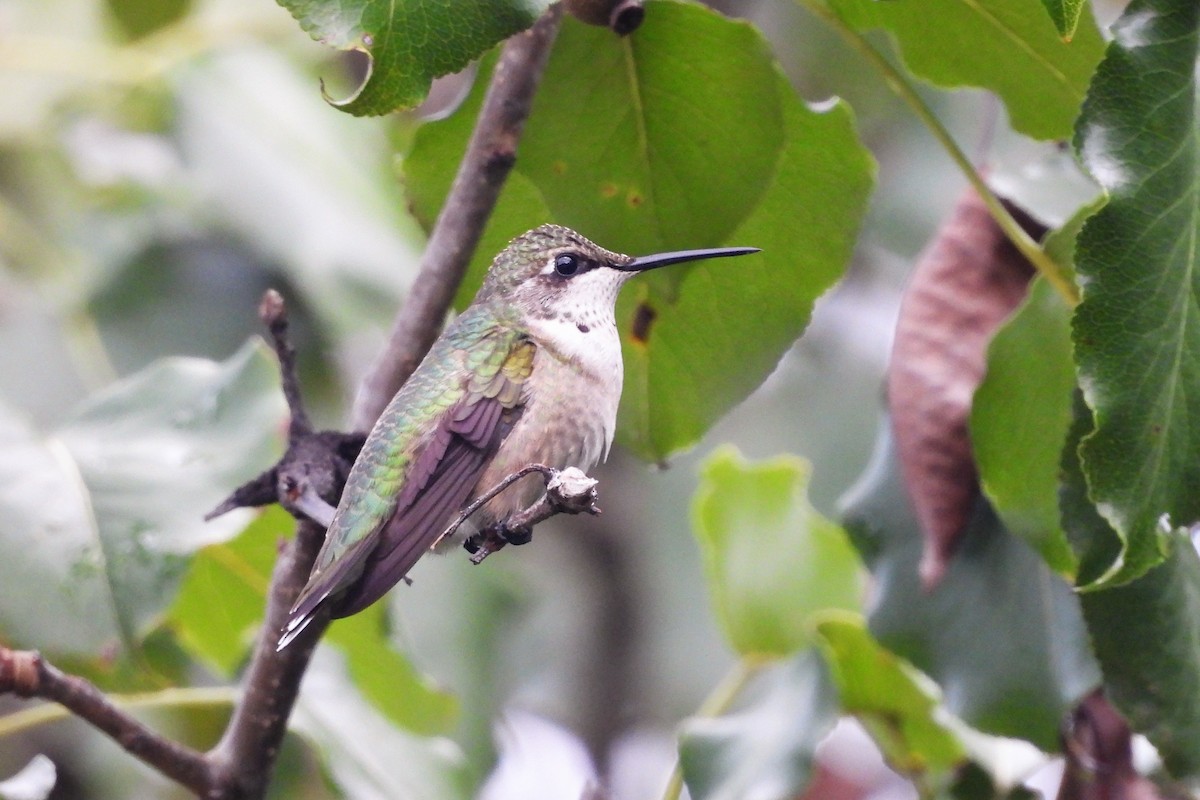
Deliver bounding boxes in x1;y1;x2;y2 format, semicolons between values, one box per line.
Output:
474;342;621;525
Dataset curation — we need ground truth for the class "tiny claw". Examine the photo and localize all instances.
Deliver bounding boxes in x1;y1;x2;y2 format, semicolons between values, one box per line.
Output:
469;543;496;565
467;527;509;564
500;525;532;546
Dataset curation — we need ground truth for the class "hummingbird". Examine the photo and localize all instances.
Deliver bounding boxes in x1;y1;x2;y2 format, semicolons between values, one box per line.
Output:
278;224;758;649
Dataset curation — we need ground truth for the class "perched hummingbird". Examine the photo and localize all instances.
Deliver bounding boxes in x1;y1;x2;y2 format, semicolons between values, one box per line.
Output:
278;224;758;648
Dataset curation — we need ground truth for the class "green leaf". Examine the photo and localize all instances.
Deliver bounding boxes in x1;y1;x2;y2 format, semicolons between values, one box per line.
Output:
276;0;550;116
516;5;785;256
692;446;862;657
813;612;966;780
170;48;424;338
0;341;283;658
169;507;281;675
1061;393;1200;777
169;507;457;735
824;0;1105;140
970;277;1076;577
618;72;872;459
840;425;1100;749
291;649;472;799
405;4;874;460
403;53;554;311
105;0;191;40
1038;0;1086;41
1071;0;1200;587
1079;534;1200;778
678;651;837;800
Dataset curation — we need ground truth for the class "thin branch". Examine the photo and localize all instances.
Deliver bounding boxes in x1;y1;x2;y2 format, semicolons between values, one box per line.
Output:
205;519;328;800
351;4;565;431
260;289;311;437
0;647;212;795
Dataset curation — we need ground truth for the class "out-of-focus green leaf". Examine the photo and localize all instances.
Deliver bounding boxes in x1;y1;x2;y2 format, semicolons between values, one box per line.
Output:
678;651;837;800
0;341;283;658
1061;392;1200;777
840;425;1099;749
291;649;471;800
824;0;1105;140
169;506;288;675
105;0;190;40
169;507;457;735
1070;0;1200;587
692;446;862;657
813;611;965;779
1037;0;1086;41
172;48;422;339
970;277;1076;576
406;4;873;461
276;0;551;116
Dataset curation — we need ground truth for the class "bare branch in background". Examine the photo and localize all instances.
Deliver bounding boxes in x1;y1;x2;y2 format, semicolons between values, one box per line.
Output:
0;648;212;796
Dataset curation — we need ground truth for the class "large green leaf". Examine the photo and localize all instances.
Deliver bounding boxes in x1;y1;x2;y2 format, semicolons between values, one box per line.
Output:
405;4;873;460
691;446;862;658
1061;393;1200;777
823;0;1105;140
291;649;472;800
0;341;283;658
970;278;1076;577
678;651;837;800
1070;0;1200;587
169;507;457;735
276;0;551;116
813;612;965;782
840;425;1099;750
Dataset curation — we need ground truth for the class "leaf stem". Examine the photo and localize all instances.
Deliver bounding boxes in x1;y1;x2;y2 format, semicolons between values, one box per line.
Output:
797;0;1080;307
660;656;765;800
0;686;236;738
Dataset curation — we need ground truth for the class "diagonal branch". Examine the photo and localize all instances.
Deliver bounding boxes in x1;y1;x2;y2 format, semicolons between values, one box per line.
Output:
0;647;212;795
351;4;564;431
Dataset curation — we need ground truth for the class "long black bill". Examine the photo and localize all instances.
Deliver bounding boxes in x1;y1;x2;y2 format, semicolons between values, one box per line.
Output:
617;246;761;272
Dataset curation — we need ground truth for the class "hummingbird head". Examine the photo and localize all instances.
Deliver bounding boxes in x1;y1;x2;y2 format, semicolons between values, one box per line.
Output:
479;224;759;326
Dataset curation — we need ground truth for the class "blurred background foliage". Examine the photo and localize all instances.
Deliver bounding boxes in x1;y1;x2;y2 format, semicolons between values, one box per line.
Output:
0;0;1175;798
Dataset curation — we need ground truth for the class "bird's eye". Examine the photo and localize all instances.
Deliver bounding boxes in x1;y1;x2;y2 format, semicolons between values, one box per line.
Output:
554;253;580;277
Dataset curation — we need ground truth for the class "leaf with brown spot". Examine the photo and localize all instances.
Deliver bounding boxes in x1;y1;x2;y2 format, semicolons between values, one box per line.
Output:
630;301;657;345
886;189;1045;589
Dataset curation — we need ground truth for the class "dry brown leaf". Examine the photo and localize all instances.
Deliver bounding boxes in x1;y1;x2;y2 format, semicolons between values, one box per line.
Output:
887;188;1043;589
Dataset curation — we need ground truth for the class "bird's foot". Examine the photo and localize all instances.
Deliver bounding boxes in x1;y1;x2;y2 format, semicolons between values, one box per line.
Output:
464;523;533;565
500;525;533;546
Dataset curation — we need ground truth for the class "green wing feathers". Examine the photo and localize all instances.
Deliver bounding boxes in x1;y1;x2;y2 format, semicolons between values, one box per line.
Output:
278;321;535;648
